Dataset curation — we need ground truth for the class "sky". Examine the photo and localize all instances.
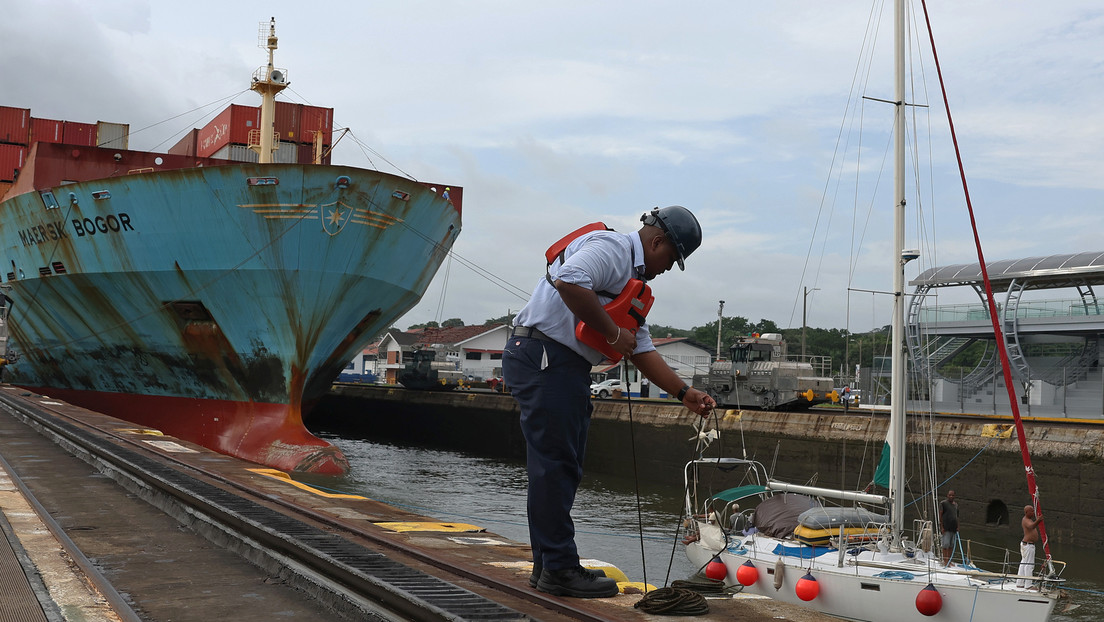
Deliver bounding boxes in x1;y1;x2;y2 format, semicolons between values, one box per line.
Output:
3;1;1102;335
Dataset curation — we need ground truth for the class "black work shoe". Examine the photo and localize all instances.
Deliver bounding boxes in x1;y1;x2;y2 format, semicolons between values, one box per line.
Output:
536;566;619;598
529;563;606;588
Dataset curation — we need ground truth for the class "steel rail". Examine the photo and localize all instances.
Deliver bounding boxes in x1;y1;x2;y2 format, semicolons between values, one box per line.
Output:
0;391;613;622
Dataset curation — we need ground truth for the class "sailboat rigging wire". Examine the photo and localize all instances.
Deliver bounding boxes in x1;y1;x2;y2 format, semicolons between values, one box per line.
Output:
789;0;885;330
905;435;1001;509
918;0;1052;567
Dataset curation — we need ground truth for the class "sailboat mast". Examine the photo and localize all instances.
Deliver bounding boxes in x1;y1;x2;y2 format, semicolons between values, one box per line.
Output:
888;0;908;545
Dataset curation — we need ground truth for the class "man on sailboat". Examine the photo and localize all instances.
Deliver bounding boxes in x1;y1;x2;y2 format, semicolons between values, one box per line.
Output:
1017;505;1044;589
504;206;716;598
939;490;959;565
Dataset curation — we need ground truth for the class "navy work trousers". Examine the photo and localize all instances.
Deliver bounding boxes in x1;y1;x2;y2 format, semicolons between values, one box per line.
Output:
502;334;594;571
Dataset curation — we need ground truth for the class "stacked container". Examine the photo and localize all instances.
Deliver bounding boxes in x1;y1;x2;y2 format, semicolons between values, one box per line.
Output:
31;118;64;144
0;106;31;182
1;106;131;183
168;129;200;157
96;121;130;149
196;101;333;164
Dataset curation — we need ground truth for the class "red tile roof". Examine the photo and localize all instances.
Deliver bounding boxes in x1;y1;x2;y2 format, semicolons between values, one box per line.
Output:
410;324;506;347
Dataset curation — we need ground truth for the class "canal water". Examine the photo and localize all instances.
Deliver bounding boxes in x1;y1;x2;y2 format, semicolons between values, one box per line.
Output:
302;432;1103;620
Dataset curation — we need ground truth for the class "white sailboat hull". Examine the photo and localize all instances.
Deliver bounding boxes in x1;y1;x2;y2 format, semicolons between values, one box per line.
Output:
686;528;1057;622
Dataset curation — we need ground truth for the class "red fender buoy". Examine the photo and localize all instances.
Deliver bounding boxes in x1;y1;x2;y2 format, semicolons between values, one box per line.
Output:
795;572;820;601
705;556;728;581
916;583;943;616
736;560;759;586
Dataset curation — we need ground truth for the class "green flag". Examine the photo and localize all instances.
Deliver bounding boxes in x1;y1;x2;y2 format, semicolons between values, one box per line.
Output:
873;441;891;488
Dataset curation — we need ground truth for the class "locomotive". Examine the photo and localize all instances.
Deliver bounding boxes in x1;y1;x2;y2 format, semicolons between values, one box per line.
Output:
691;333;836;410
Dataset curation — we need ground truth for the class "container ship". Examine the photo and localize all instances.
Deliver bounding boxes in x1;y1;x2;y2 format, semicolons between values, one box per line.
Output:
0;20;462;474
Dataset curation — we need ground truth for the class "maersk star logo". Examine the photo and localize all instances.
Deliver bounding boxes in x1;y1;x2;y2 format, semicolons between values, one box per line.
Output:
321;201;355;235
239;200;402;232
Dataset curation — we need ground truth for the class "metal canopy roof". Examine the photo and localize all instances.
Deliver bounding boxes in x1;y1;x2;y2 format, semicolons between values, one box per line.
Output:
910;251;1104;289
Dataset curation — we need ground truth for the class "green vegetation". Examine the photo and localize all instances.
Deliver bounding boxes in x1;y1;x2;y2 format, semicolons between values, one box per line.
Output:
393;313;951;376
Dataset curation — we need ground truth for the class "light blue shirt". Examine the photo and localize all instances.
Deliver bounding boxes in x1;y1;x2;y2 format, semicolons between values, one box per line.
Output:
513;229;655;364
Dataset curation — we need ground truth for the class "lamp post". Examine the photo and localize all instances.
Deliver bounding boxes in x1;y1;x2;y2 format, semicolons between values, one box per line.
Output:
715;300;725;360
802;286;819;360
856;338;863;383
849;337;863;385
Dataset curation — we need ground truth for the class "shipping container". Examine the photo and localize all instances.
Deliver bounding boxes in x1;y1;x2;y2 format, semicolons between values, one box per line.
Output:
62;121;97;147
297;142;332;165
299;105;333;145
275;140;298;163
211;144;258;163
0;143;26;182
211;141;300;164
31;118;64;144
96;121;129;149
168;128;200;156
197;105;261;158
274;101;301;142
0;106;31;145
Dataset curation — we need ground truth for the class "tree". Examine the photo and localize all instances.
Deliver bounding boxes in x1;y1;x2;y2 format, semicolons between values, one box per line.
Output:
441;318;465;328
407;321;440;330
649;323;695;340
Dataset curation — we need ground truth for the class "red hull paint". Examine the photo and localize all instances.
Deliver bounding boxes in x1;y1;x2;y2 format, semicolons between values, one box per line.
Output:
18;386;349;475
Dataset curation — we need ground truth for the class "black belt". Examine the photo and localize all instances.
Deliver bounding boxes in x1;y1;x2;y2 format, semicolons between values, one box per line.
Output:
512;326;553;341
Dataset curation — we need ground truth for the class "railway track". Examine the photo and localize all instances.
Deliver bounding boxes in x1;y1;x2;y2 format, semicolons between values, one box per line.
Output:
0;390;621;622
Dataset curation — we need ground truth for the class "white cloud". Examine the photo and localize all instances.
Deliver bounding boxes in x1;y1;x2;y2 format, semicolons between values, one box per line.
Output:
4;0;1102;333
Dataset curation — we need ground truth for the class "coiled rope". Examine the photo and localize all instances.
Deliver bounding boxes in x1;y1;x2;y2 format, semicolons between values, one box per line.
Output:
671;577;730;595
633;586;709;616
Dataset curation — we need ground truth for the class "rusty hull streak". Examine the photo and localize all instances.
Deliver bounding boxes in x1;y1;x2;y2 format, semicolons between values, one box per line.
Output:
304;309;383;402
2;159;458;475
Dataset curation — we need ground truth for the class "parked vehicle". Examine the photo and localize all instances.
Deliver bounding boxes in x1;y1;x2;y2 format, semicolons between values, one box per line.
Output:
590;379;624;398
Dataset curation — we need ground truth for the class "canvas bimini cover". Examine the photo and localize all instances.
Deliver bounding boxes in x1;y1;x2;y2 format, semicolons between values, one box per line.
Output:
751;494;821;538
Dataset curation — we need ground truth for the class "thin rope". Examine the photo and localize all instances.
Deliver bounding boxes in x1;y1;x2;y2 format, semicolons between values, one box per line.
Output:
623;359;649;593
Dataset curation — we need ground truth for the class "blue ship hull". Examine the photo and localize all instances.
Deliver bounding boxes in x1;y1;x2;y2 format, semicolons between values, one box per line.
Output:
1;144;461;473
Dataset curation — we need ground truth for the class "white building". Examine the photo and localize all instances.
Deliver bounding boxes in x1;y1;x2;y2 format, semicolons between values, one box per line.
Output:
591;337;713;398
347;328;712;397
368;324;510;384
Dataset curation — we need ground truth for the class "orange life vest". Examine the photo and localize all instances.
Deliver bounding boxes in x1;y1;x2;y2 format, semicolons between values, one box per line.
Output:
543;223;655;362
574;278;654;362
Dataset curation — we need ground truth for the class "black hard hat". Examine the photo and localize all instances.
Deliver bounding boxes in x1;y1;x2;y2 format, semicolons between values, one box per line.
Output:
641;205;702;270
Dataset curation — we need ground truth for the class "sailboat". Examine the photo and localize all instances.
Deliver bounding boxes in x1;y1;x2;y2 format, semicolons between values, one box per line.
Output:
681;2;1065;620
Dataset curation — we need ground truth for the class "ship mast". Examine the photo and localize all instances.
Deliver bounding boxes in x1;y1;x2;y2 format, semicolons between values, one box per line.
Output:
250;17;288;164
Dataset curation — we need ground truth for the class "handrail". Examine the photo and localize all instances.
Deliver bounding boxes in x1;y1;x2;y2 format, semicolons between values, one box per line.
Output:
767;480;888;505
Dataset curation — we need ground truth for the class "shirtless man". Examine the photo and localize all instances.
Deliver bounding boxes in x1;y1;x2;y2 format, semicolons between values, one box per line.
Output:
1016;505;1043;588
